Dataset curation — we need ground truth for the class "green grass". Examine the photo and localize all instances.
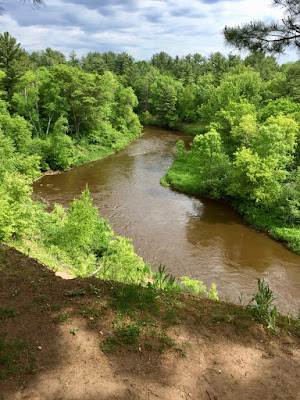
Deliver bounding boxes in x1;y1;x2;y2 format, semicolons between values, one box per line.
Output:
49;302;67;311
99;283;183;353
160;175;169;188
54;312;71;323
0;338;35;381
100;321;142;352
74;134;137;166
139;115;207;136
63;288;86;297
211;314;228;324
33;294;47;303
116;322;141;345
0;308;16;320
165;155;202;195
100;336;120;353
156;330;175;353
81;306;102;319
164;308;180;327
174;121;207;136
89;284;102;296
269;226;300;253
108;284;159;315
75;145;116;166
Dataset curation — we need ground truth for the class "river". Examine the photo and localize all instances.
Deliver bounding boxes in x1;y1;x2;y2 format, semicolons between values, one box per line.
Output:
32;126;300;314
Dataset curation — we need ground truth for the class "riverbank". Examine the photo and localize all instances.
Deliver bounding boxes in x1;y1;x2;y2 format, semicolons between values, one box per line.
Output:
146;114;300;257
74;132;139;166
39;131;141;180
0;244;299;400
164;154;300;255
31;126;300;315
139;113;206;136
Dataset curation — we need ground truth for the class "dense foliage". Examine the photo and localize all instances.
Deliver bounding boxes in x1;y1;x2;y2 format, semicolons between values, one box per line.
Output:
0;31;299;296
159;56;300;253
0;33;222;294
0;33;145;287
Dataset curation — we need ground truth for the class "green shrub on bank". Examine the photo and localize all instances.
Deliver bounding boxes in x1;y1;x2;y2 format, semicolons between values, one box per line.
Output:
5;186;218;300
248;278;278;332
0;173;33;243
165;112;300;254
269;227;300;253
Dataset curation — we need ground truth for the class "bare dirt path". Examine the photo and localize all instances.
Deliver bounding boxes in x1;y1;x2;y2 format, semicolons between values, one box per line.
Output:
0;245;299;400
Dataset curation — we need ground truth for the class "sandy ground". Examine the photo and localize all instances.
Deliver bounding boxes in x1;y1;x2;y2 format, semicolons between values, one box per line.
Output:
0;245;299;400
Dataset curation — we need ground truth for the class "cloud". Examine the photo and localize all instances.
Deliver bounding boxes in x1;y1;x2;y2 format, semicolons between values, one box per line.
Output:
1;0;298;62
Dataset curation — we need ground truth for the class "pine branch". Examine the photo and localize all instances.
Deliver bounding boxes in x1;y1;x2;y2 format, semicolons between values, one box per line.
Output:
224;0;300;54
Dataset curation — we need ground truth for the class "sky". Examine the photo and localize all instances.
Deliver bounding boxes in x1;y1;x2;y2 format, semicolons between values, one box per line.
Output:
1;0;298;62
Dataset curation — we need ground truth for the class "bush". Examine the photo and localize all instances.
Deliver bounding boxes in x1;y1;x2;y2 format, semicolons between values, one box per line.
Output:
46;117;76;170
248;278;278;332
100;237;150;284
0;172;32;243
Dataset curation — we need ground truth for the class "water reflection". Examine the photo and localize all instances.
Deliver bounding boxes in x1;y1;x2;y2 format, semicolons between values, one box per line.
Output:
33;127;300;314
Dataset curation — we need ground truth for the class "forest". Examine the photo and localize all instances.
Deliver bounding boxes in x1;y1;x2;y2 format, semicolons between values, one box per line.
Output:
1;1;300;397
0;30;299;293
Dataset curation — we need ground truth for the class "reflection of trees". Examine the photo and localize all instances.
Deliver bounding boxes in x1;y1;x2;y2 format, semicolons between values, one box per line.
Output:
32;151;136;211
185;197;278;272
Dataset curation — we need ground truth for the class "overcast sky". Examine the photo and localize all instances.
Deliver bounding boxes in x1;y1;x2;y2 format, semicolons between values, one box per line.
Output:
1;0;298;62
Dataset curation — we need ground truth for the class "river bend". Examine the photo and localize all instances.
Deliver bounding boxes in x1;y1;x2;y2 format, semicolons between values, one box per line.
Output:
33;127;300;314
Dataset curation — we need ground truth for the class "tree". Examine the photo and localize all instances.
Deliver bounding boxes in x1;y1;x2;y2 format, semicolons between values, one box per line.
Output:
68;50;80;68
0;172;33;243
244;53;280;81
30;47;66;68
114;52;134;75
150;52;173;73
0;32;21;70
47;117;75;170
124;63;159;113
40;65;98;136
178;85;198;122
0;0;45;14
12;71;41;136
192;129;231;197
257;114;298;166
228;147;287;207
149;75;182;127
111;85;141;136
205;52;230;84
0;32;28;96
25;0;45;5
224;0;300;54
285;60;300;101
198;66;263;123
49;189;113;259
81;52;107;75
257;97;300;121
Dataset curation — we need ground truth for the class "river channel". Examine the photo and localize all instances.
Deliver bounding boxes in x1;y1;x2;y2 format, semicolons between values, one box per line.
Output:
32;126;300;314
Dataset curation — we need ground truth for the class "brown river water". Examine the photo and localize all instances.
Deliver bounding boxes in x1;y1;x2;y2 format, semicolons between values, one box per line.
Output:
32;126;300;314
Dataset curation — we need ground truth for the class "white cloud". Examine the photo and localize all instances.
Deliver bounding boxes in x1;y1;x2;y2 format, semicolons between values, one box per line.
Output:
1;0;298;62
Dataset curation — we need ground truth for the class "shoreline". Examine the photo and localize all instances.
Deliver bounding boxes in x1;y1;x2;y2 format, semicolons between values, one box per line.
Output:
33;130;143;183
163;171;300;256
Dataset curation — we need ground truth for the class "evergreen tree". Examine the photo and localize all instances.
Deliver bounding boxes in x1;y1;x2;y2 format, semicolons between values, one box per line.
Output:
224;0;300;54
0;32;26;96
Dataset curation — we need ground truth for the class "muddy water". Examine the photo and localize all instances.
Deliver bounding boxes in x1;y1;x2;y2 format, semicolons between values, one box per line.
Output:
33;127;300;314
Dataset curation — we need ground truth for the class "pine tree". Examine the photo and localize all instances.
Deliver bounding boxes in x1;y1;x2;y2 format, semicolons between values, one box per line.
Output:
224;0;300;54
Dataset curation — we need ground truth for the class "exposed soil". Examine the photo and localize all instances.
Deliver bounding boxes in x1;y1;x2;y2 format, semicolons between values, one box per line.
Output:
0;244;299;400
